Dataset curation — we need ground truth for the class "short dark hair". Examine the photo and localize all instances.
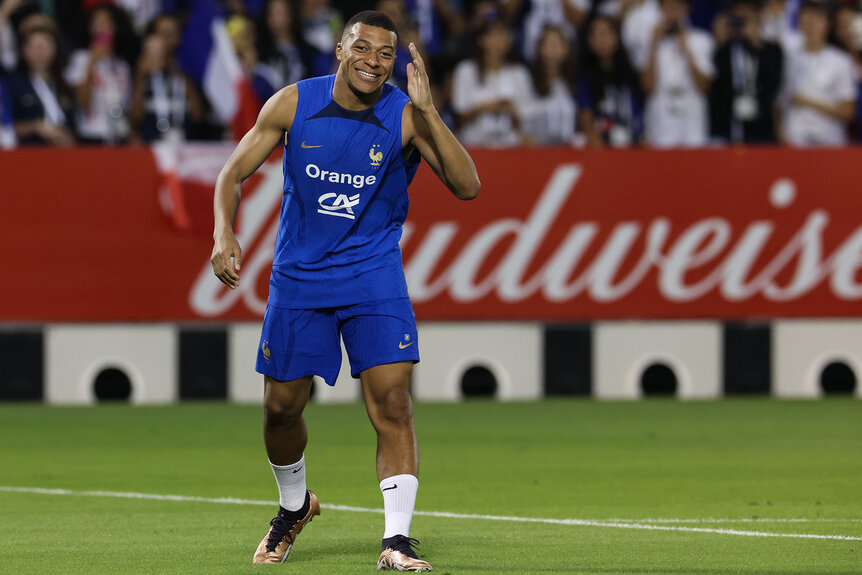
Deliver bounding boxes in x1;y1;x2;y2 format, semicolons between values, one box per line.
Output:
342;10;399;42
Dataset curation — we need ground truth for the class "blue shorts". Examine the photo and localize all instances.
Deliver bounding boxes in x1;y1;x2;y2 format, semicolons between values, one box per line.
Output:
255;298;420;385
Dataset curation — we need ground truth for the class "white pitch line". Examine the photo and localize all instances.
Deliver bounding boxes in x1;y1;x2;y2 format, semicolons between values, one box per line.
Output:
607;518;862;524
1;486;860;542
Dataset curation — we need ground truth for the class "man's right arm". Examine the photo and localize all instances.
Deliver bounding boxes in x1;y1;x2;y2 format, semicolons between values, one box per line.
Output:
211;85;298;289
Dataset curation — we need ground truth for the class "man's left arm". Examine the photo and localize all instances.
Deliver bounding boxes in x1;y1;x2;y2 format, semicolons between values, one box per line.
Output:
403;42;480;201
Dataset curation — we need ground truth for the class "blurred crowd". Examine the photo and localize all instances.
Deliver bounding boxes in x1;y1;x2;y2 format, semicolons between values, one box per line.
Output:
0;0;860;149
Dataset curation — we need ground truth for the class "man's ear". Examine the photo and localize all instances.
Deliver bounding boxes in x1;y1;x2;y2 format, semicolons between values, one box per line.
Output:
335;42;343;61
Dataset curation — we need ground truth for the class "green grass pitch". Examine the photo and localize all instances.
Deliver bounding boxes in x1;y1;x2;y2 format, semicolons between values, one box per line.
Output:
0;399;860;574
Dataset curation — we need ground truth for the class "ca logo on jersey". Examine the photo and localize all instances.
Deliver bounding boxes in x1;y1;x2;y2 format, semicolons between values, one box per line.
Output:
369;144;383;167
318;192;360;220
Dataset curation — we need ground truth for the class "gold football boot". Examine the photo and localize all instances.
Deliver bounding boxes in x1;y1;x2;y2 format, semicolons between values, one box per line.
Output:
377;535;432;572
252;490;321;564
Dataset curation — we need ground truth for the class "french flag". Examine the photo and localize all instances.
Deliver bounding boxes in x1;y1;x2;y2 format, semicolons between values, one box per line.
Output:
179;0;261;140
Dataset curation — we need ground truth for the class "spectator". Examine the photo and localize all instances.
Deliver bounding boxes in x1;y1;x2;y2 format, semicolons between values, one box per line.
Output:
72;2;141;64
640;0;714;147
257;0;306;88
115;0;163;32
451;17;533;147
501;0;588;61
760;0;800;52
0;0;22;71
150;11;183;57
711;10;730;48
64;4;134;144
226;14;277;105
621;0;661;69
709;0;783;144
8;25;75;145
578;15;643;147
831;1;862;141
524;24;576;145
300;0;343;77
0;1;55;71
0;1;52;71
17;8;60;39
454;0;500;59
832;2;862;68
403;0;465;58
129;14;203;143
782;0;857;146
429;66;457;129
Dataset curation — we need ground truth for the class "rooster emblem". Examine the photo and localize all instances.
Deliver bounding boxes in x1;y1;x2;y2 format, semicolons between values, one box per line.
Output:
369;144;383;167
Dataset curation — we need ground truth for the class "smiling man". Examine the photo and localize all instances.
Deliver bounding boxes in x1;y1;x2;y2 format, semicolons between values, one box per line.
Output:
210;10;480;572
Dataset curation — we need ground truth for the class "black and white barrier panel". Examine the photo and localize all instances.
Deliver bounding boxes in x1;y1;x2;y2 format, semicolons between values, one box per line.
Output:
773;320;862;398
412;323;543;401
45;325;177;405
1;321;860;402
594;322;722;399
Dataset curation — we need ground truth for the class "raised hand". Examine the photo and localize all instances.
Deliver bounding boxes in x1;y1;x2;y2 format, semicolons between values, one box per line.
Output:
406;42;434;115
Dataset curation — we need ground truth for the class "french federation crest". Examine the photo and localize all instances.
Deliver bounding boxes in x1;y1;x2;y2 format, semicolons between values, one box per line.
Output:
369;144;383;167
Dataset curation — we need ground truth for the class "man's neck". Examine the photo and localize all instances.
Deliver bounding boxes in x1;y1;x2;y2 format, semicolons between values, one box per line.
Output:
332;68;382;111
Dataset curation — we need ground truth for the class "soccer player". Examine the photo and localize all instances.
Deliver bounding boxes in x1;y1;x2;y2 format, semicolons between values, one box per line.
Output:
210;10;480;572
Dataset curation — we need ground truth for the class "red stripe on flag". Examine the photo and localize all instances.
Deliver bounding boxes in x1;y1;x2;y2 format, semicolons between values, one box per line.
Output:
230;79;262;141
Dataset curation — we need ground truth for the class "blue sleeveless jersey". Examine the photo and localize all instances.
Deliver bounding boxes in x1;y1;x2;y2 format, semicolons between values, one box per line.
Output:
268;75;420;309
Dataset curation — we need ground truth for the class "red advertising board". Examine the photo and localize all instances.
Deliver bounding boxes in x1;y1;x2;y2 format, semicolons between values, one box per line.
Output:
2;145;862;321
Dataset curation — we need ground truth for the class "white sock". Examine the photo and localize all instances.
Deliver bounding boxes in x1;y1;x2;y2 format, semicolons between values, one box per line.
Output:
270;455;307;511
380;473;419;538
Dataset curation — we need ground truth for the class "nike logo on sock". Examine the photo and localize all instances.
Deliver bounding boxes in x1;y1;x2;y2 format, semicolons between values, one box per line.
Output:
382;484;397;492
292;465;304;474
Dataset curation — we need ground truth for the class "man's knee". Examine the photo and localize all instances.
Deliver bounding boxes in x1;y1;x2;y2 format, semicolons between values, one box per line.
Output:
263;376;311;428
362;363;415;429
373;384;414;429
264;400;303;429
